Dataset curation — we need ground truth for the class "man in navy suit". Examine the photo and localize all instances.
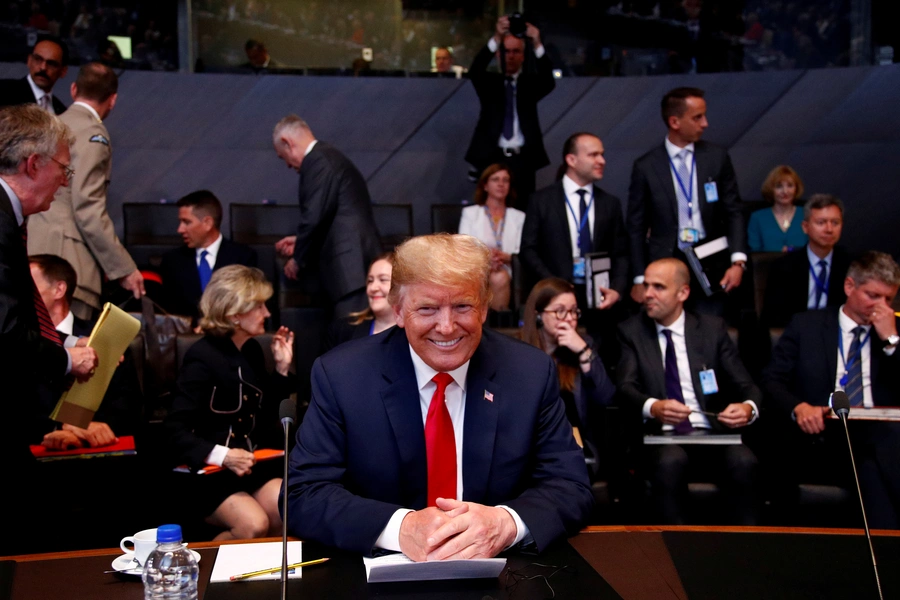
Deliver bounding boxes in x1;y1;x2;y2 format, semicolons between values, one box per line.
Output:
763;251;900;528
159;190;256;320
627;87;747;315
0;35;69;115
285;234;592;560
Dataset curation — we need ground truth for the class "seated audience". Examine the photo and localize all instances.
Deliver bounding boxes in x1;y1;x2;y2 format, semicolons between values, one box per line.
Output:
747;165;807;252
164;265;295;540
521;277;615;461
159;190;257;321
762;251;900;528
29;254;142;449
458;163;525;311
617;258;761;524
324;253;395;352
761;194;851;328
285;234;593;559
242;39;283;72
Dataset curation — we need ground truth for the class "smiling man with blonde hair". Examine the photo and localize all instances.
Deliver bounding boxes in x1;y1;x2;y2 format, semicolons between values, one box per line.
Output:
285;233;592;560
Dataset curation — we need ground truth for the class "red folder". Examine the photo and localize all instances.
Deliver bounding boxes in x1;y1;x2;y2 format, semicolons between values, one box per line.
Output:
30;435;137;461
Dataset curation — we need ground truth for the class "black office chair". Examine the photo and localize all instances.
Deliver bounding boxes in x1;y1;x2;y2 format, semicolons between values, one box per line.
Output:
431;203;465;234
123;203;181;270
371;203;413;252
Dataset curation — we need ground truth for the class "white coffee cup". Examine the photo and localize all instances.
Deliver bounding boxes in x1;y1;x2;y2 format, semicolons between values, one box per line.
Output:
120;528;157;566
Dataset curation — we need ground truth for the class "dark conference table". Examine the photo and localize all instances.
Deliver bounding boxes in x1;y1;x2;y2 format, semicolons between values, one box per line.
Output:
4;526;900;599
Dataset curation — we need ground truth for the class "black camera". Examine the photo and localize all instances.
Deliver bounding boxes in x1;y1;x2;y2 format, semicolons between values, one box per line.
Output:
508;12;526;38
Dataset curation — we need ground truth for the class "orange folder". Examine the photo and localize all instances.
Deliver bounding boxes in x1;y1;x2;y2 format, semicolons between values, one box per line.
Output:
174;448;284;475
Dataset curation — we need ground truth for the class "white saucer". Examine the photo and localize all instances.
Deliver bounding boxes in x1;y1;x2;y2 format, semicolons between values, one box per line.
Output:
111;550;201;576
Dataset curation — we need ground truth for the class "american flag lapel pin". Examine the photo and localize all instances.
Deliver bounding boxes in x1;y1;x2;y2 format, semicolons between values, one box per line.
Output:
484;390;494;402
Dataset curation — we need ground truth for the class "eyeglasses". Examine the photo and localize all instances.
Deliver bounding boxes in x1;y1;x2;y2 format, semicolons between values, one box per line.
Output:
30;53;63;70
542;307;581;320
48;156;74;181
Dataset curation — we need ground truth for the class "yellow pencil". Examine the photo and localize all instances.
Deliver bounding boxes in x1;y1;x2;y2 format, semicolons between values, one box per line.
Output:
229;557;329;581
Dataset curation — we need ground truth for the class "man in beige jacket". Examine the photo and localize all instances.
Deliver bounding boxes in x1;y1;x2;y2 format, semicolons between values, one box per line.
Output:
27;62;143;319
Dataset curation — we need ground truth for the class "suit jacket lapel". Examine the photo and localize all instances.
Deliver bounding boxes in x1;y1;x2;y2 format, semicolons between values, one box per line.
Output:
552;183;574;257
824;309;840;384
590;185;605;250
640;316;667;398
694;143;712;221
651;146;678;223
683;313;707;409
378;330;428;502
462;341;499;502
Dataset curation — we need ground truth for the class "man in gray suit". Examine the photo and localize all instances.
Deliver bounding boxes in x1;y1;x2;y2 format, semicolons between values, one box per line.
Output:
27;62;143;319
617;258;761;524
272;115;381;319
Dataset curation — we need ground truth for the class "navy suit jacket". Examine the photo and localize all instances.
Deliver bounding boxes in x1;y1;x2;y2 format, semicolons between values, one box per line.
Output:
626;141;745;279
520;181;629;295
763;307;900;418
0;77;67;115
617;311;761;434
159;238;257;319
760;245;852;328
285;327;593;555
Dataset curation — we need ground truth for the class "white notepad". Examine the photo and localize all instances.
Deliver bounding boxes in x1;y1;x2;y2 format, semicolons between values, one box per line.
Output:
363;553;506;583
209;541;302;582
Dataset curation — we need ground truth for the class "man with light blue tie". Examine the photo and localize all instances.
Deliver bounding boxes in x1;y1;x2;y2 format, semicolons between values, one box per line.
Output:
159;190;256;320
761;194;853;329
763;251;900;528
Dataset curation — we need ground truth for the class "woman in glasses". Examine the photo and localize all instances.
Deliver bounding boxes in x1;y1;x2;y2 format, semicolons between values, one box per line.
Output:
521;277;614;458
165;265;295;541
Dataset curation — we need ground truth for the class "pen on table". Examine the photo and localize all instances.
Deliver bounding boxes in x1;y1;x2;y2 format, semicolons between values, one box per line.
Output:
229;557;329;581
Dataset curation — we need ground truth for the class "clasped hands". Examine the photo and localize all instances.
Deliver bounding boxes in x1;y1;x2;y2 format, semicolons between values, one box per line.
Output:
398;498;517;562
651;399;753;428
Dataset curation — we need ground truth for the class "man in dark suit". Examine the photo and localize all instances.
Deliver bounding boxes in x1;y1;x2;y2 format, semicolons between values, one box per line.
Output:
159;190;257;320
0;104;98;554
761;194;851;328
0;35;69;115
762;251;900;528
521;132;629;308
465;15;555;201
29;254;143;448
617;258;761;524
627;87;747;315
285;234;592;559
272;115;381;319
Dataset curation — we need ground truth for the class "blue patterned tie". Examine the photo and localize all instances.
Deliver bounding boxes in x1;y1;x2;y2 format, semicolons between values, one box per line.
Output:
577;189;592;257
815;259;828;309
675;149;693;249
502;77;515;140
663;329;694;434
845;326;864;407
198;249;212;292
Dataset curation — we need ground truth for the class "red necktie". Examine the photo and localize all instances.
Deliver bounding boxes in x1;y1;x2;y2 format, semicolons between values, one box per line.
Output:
21;225;62;345
425;373;456;507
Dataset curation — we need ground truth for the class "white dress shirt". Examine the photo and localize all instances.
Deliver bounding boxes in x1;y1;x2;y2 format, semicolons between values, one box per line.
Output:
806;245;833;310
562;175;595;258
642;310;759;428
26;74;55;112
373;345;529;552
834;307;875;407
197;233;224;270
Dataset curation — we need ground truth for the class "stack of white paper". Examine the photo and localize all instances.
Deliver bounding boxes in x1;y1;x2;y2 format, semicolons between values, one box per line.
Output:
209;541;303;582
363;553;506;583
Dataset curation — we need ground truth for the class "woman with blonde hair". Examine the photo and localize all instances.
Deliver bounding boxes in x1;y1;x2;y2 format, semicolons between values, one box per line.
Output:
458;163;526;311
521;277;614;455
165;265;295;541
747;165;807;252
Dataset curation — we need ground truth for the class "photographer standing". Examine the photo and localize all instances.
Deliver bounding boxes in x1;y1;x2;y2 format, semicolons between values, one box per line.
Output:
465;15;555;201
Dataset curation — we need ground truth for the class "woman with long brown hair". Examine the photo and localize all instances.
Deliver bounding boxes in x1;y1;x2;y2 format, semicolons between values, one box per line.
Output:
522;277;615;453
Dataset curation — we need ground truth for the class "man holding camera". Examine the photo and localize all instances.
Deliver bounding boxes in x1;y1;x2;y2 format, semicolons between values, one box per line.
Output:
465;15;555;201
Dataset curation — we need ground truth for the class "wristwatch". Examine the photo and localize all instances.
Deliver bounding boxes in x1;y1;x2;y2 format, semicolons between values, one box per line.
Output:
885;334;900;350
579;348;595;364
733;261;747;271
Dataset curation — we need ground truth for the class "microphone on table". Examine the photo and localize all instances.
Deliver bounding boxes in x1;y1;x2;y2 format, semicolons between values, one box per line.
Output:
278;398;297;599
829;391;883;600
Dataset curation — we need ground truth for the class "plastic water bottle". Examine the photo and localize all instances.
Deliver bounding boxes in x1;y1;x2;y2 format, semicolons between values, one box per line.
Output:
142;524;199;599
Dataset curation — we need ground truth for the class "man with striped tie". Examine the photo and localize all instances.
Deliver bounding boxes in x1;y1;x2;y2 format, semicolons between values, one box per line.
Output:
0;104;99;555
763;251;900;528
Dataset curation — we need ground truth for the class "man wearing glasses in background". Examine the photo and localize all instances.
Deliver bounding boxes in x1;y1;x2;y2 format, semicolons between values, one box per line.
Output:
27;62;144;320
0;35;70;115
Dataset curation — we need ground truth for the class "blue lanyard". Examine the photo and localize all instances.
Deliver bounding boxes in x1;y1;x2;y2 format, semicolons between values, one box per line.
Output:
808;260;829;304
838;327;871;386
564;189;594;251
483;206;506;250
668;153;695;220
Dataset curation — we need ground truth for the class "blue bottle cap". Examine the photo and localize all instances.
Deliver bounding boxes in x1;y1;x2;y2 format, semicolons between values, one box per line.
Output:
156;524;183;543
